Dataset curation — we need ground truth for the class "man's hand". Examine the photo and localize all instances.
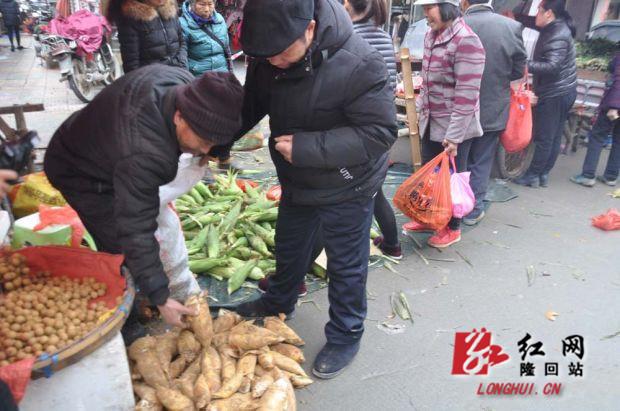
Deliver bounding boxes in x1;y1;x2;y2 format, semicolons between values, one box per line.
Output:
157;298;197;328
607;109;619;122
0;170;18;200
274;135;294;163
442;140;458;157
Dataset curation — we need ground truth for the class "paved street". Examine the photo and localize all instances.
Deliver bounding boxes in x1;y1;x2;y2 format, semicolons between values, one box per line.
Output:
1;32;619;411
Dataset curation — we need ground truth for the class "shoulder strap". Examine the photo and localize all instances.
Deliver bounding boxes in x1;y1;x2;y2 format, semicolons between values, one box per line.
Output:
200;23;233;72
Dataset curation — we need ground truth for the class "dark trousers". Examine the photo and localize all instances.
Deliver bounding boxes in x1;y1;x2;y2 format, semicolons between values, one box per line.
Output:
6;25;20;47
373;188;398;246
582;111;620;180
457;130;501;212
0;379;17;411
421;131;464;230
263;196;375;345
528;90;577;176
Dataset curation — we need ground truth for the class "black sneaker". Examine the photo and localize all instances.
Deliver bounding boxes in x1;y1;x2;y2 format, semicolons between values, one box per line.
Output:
539;173;549;188
11;46;15;52
235;297;295;320
312;342;360;379
17;45;24;50
372;236;403;260
597;175;617;187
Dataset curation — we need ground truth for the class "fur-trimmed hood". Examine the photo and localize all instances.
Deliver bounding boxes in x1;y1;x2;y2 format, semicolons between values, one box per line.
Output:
122;0;178;21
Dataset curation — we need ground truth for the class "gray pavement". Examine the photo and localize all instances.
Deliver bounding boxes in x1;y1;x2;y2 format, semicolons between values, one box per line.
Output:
1;32;619;411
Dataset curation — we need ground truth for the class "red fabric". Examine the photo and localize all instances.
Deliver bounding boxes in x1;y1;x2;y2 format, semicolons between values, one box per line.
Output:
592;209;620;231
0;247;125;401
501;74;533;153
2;246;125;308
46;10;111;54
0;358;36;403
34;205;85;248
393;152;453;231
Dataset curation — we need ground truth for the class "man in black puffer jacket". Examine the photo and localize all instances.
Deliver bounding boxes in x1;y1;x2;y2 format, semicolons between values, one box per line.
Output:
513;0;577;188
231;0;397;379
106;0;187;73
44;65;243;336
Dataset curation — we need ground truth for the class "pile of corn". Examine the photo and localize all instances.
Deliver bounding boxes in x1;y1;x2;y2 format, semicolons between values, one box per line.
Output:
131;294;310;411
176;172;279;295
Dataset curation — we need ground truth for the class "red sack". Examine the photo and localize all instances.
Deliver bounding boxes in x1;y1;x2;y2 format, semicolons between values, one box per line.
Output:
393;152;452;230
0;358;36;403
501;70;533;153
592;209;620;231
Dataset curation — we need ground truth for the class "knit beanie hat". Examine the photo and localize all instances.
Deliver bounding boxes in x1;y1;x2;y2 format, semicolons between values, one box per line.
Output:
175;72;244;145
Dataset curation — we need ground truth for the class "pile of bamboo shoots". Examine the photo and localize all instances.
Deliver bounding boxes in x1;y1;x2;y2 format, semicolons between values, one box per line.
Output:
130;293;310;411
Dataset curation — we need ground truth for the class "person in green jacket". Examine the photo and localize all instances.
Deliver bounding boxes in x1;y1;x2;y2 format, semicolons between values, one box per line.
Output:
180;0;231;76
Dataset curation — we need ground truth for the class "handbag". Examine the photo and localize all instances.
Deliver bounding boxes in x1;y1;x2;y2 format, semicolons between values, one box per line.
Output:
500;68;533;153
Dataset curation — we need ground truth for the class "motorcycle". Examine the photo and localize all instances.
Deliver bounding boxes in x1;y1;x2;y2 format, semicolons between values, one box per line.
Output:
34;30;120;103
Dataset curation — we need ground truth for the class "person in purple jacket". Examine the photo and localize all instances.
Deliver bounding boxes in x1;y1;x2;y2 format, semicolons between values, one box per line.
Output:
571;52;620;187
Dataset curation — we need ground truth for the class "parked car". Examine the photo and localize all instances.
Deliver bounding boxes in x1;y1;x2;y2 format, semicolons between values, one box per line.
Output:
587;21;620;43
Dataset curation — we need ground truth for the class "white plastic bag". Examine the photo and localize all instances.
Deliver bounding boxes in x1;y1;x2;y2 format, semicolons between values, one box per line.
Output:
155;154;206;302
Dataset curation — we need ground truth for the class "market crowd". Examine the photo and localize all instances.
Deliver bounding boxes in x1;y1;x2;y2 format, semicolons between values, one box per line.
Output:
1;2;616;399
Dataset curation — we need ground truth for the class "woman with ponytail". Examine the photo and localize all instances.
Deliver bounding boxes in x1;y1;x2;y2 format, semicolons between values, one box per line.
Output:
513;0;577;188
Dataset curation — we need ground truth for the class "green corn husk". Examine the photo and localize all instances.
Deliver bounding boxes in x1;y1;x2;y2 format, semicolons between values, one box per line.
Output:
189;257;228;273
228;260;257;294
207;224;220;258
248;266;265;281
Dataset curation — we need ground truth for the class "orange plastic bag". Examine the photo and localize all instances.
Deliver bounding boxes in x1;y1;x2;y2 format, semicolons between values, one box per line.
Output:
34;205;85;248
393;151;453;230
501;70;533;153
592;209;620;231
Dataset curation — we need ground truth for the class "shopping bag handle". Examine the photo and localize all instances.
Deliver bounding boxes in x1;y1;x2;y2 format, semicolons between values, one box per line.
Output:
518;66;531;93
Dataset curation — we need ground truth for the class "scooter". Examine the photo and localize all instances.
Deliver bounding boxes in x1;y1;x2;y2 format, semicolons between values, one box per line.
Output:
35;32;120;103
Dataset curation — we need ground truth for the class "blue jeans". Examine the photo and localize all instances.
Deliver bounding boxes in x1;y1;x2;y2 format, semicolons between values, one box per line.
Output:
262;196;375;345
582;111;620;180
527;90;577;176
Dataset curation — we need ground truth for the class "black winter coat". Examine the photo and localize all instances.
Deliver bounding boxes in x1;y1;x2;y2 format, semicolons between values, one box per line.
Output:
233;0;397;206
44;65;193;306
117;0;187;73
528;19;577;100
353;21;397;92
0;0;20;26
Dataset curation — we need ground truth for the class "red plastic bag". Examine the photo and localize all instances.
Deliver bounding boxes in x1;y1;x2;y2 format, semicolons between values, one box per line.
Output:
235;179;259;192
393;152;453;230
501;71;533;153
34;205;85;248
266;185;282;202
0;358;36;403
592;209;620;231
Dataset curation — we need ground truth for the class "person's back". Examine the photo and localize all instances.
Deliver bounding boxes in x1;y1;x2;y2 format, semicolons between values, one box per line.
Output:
464;2;527;132
353;21;397;91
